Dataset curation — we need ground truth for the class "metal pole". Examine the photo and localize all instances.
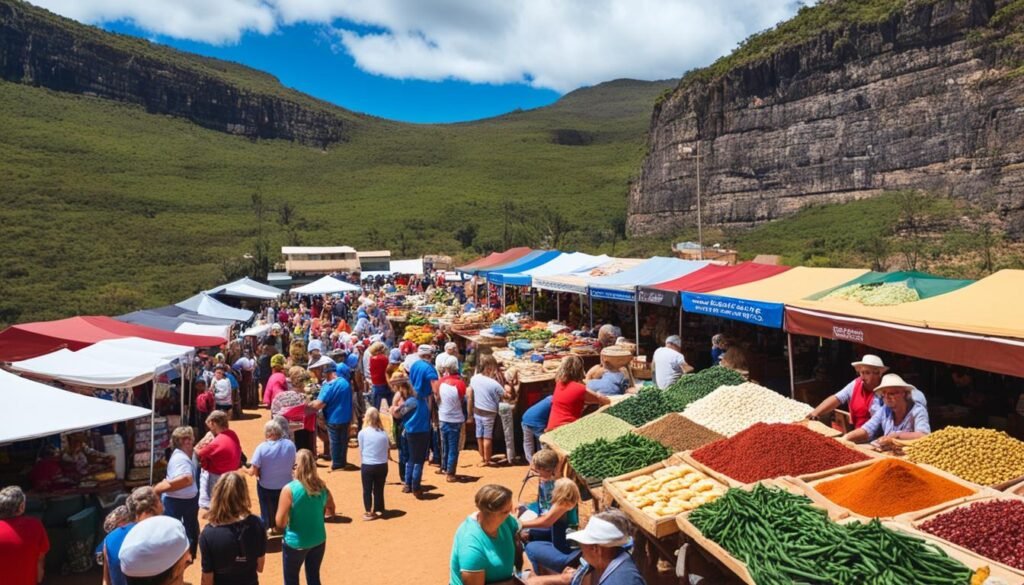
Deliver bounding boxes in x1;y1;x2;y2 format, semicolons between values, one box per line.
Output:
150;382;156;484
678;306;683;339
787;332;796;399
588;293;594;330
502;283;506;312
556;292;561;322
697;141;704;261
633;292;641;356
531;288;535;318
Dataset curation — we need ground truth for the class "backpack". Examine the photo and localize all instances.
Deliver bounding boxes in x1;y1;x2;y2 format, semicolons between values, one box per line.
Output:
196;390;215;414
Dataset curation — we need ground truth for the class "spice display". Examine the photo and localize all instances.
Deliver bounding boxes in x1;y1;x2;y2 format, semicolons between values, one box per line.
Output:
815;459;974;517
691;423;869;483
569;434;671;481
689;484;974;585
682;382;813;437
822;282;921;305
905;426;1024;487
613;464;725;517
634;414;725;453
920;499;1024;571
662;366;745;412
541;413;635;454
605;387;674;426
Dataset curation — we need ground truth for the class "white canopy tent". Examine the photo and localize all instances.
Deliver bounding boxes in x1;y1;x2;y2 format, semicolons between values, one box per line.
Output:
291;275;361;295
242;323;272;337
174;322;230;340
0;369;152;445
390;258;424;275
206;277;285;300
176;293;254;322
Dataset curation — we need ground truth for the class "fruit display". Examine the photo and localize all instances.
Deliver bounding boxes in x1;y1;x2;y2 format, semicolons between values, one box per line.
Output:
508;324;553;343
402;324;436;345
613;464;726;517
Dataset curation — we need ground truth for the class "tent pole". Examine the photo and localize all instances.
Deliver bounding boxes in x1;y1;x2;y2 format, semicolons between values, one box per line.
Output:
787;332;796;399
150;381;156;484
556;292;561;322
678;306;683;339
502;283;507;312
531;288;535;319
588;293;594;330
633;292;641;356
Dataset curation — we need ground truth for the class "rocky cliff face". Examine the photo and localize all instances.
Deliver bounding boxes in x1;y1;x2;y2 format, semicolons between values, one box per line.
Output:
629;0;1024;237
0;1;351;147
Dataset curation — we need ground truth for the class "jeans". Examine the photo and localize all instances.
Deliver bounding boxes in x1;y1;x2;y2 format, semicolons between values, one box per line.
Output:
522;424;546;463
256;484;282;530
198;470;221;509
282;541;326;585
162;494;199;558
440;421;462;475
405;431;430;491
360;463;388;514
526;541;581;574
498;402;516;460
370;384;393;410
429;426;441;464
327;422;349;469
397;431;409;482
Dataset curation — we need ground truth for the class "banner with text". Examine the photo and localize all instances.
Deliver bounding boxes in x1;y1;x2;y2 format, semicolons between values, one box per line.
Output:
681;293;784;328
589;287;636;303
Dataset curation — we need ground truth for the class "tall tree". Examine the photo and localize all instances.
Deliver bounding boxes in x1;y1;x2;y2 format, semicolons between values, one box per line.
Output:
251;191;271;279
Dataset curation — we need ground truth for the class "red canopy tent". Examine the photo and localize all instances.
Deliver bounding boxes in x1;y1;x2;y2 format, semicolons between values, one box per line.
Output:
456;247;532;274
637;262;792;306
0;316;226;362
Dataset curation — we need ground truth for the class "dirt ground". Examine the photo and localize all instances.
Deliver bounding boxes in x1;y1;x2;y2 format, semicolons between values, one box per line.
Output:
53;406;541;585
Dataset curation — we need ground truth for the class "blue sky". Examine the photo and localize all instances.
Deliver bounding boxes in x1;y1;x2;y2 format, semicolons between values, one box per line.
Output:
38;1;804;124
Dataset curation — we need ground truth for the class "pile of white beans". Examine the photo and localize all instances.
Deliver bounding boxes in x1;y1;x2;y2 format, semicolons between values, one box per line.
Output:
682;382;812;437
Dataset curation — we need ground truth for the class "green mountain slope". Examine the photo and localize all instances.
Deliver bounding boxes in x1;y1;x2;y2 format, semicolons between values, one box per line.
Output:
0;74;674;325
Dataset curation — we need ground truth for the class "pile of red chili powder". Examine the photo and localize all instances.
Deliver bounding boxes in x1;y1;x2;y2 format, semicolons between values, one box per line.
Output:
691;422;870;483
920;499;1024;570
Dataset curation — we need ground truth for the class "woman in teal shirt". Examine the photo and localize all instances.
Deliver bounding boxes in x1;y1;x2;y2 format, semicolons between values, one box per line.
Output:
450;484;519;585
276;449;336;585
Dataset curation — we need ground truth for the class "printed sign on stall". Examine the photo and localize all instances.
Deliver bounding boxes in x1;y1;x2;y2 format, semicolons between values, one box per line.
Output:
681;293;785;328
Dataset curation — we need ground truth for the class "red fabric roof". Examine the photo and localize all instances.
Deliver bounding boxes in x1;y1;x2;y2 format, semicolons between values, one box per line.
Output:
650;262;792;293
457;247;532;273
0;316;225;361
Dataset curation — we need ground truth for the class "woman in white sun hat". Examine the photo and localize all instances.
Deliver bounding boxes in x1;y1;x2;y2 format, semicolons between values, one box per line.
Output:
807;354;926;429
843;373;931;447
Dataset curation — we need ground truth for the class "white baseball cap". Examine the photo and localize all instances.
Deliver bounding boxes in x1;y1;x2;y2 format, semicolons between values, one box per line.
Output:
120;516;189;577
851;354;888;371
566;516;630;547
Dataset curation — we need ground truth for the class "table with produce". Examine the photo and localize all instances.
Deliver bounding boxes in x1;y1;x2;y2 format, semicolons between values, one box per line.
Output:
534;363;1024;585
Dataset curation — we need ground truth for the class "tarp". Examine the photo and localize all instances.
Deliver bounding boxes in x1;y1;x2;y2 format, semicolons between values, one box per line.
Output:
116;307;236;332
390;259;424;275
176;293;254;322
291;275;361;295
206;277;285;300
532;258;645;295
637;262;792;307
806;271;975;301
588;257;710;302
242;324;272;337
0;369;151;444
681;267;869;328
0;316;227;362
456;247;533;275
785;269;1024;378
174;322;230;340
481;250;563;282
10;337;191;389
489;252;609;287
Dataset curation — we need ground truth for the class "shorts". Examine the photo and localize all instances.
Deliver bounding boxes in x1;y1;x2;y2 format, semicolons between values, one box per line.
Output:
474;412;497;439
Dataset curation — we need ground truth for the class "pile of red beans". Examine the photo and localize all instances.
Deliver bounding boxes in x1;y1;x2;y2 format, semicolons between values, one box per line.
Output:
920;499;1024;570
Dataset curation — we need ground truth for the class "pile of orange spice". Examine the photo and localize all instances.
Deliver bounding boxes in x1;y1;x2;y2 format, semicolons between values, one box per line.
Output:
815;458;974;517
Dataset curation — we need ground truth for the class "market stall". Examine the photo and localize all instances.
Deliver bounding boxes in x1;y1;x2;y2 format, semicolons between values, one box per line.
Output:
205;276;285;300
532;258;644;326
175;292;255;322
290;274;362;295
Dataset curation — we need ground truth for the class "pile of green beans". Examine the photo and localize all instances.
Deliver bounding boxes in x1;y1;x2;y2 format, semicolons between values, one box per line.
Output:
568;434;670;482
689;485;973;585
663;366;745;412
605;386;674;426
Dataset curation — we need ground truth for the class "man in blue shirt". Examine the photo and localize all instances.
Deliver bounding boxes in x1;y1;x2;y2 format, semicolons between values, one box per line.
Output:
408;345;440;399
521;396;553;463
312;364;353;471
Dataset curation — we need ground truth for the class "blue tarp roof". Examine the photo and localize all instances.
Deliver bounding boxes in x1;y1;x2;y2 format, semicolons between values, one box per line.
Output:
480;250;562;280
588;257;710;302
116;307;235;332
489;252;610;286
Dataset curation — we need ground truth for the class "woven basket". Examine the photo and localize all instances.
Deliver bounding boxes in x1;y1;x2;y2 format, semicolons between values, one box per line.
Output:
601;346;634;369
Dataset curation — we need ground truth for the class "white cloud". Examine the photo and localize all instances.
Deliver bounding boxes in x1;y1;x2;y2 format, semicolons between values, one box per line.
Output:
32;0;801;92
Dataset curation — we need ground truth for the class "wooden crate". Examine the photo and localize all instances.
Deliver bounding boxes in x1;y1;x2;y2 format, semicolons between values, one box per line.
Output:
602;453;726;539
792;460;990;521
893;493;1024;581
881;520;1024;585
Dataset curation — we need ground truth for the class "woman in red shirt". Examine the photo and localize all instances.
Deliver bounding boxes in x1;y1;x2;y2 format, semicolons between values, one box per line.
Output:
545;355;610;432
368;342;392;410
195;410;242;510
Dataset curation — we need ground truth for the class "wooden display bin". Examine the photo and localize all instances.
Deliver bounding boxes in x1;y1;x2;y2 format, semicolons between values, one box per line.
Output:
602;453;726;539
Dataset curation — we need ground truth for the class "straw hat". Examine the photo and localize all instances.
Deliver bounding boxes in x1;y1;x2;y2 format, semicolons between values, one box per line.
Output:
873;373;913;394
851;354;888;372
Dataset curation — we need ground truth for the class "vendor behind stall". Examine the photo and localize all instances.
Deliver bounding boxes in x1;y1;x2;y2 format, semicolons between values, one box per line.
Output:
807;355;926;428
844;374;931;448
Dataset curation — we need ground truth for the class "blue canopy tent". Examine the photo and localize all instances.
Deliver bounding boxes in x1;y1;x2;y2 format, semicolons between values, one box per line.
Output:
488;252;608;287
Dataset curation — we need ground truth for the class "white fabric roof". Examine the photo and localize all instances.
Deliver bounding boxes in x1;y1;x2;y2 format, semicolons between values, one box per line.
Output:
291;275;362;295
206;277;284;300
176;293;253;322
390;258;424;275
532;258;645;294
0;369;151;444
9;337;191;389
282;246;355;255
242;323;272;337
174;322;230;340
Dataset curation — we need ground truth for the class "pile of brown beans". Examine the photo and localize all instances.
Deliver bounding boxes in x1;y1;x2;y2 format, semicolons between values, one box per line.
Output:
634;414;725;453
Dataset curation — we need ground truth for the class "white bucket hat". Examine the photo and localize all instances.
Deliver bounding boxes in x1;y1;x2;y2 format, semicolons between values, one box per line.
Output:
873;373;913;394
566;516;630;547
851;354;888;371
